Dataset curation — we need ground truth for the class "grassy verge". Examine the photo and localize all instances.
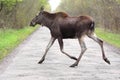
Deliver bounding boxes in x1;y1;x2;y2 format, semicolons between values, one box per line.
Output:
0;27;38;61
95;28;120;48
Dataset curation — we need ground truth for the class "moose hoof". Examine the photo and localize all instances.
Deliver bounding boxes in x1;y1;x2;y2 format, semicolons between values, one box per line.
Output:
70;56;77;60
38;58;45;64
70;63;78;67
104;58;110;65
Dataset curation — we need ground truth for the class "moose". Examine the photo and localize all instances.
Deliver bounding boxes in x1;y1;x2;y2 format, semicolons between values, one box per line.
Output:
30;7;110;67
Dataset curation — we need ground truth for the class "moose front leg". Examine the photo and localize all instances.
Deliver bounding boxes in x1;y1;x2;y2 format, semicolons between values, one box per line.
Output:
38;37;56;64
58;37;77;61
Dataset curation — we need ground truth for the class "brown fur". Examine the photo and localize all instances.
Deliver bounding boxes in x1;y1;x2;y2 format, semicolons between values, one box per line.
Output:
30;10;110;67
34;11;94;39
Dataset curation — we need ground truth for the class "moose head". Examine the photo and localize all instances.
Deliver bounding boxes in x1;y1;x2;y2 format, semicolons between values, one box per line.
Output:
30;6;44;27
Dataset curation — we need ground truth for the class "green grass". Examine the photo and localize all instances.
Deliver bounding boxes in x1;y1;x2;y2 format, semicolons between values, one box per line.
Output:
0;27;38;60
95;28;120;48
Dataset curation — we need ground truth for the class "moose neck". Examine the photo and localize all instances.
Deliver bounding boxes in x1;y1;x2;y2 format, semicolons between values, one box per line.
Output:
41;12;56;29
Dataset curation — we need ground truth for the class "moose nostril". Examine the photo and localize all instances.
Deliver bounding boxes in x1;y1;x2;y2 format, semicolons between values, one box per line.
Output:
30;22;34;26
30;22;33;26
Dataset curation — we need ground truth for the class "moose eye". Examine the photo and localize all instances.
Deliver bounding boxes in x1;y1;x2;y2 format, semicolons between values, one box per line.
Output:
39;11;44;15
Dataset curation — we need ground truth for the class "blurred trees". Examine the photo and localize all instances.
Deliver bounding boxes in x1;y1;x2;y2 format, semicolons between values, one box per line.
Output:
0;0;50;29
57;0;120;33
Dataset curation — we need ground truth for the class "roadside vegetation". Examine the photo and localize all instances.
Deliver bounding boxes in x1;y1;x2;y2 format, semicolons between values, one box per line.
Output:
57;0;120;48
57;0;120;33
96;28;120;48
0;0;50;61
0;27;38;60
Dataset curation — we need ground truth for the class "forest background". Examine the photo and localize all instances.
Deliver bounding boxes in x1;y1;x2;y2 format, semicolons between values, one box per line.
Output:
0;0;120;60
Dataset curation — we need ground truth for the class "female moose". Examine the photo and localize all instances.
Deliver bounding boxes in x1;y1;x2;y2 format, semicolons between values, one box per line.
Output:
30;7;110;67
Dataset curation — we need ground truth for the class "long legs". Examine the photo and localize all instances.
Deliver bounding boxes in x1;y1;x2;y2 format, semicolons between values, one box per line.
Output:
70;33;110;67
38;33;110;66
88;33;110;65
58;37;77;60
38;36;77;64
70;38;87;67
38;37;56;64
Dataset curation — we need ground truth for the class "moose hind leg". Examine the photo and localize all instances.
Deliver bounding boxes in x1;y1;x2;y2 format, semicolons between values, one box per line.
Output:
88;33;110;64
70;38;87;67
58;37;77;61
38;37;56;64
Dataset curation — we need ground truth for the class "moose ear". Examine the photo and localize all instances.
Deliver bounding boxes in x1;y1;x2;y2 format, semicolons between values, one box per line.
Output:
40;6;44;12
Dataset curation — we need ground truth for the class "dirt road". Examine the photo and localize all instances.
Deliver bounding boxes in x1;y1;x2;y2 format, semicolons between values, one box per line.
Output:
0;27;120;80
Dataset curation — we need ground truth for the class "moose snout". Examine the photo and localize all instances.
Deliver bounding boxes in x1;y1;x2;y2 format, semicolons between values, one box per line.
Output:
30;22;36;27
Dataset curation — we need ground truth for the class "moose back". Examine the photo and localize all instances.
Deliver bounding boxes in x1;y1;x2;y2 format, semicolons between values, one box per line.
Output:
30;7;110;67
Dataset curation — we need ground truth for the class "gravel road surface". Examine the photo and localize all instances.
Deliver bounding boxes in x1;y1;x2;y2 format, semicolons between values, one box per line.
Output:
0;27;120;80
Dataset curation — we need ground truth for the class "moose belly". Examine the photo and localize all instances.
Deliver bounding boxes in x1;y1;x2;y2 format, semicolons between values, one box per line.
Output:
61;28;76;39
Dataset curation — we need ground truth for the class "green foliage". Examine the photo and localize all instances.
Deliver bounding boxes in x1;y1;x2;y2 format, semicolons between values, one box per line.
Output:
0;0;50;29
39;0;47;7
15;0;50;28
0;26;38;60
116;0;120;3
38;0;51;11
96;28;120;48
57;0;120;48
0;0;22;10
0;0;50;60
57;0;95;16
57;0;120;32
